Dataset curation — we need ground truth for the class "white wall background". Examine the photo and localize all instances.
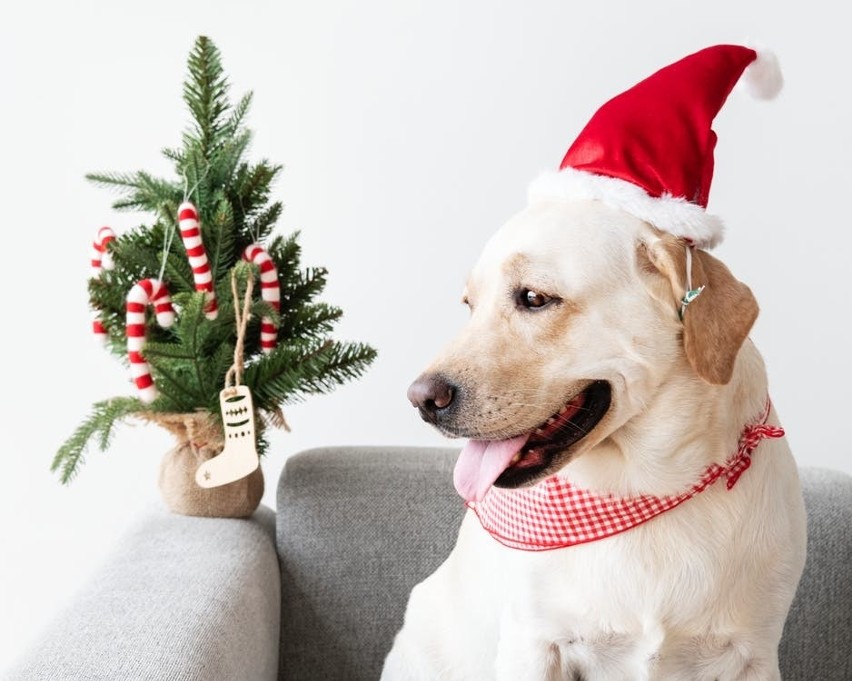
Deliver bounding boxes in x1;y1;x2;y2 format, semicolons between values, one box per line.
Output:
1;0;849;672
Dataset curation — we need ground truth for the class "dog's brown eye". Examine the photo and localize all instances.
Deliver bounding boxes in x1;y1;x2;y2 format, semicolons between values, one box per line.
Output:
519;288;553;309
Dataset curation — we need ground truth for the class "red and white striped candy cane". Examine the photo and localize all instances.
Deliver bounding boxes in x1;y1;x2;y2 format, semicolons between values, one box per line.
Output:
91;226;116;276
242;244;280;354
92;317;109;344
90;226;116;344
126;279;176;403
178;201;218;319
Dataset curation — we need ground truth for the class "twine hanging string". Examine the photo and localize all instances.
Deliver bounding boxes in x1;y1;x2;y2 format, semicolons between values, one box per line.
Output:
225;269;254;392
222;268;291;431
182;165;210;204
158;216;177;284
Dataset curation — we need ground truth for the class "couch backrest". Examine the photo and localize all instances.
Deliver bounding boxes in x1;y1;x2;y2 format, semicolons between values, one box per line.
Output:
277;447;852;680
779;466;852;678
277;447;465;680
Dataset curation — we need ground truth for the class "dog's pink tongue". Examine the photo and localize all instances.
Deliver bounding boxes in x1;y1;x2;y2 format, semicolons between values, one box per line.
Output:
453;435;529;503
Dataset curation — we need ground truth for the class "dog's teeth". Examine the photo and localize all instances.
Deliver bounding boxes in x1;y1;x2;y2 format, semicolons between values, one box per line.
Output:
547;417;556;425
559;406;568;415
511;453;521;463
535;428;544;435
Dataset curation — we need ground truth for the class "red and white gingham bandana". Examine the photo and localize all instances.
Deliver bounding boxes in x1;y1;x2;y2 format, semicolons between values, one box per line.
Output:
468;400;784;552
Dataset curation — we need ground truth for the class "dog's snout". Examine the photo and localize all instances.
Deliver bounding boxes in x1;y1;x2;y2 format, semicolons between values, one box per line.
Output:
408;374;457;423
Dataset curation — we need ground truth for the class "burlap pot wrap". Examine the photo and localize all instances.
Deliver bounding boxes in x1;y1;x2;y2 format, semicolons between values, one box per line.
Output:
141;411;263;518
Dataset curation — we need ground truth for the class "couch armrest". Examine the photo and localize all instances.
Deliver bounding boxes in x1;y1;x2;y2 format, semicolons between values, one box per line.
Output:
4;504;280;681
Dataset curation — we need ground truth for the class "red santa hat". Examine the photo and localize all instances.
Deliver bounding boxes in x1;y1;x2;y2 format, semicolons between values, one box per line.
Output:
528;44;782;249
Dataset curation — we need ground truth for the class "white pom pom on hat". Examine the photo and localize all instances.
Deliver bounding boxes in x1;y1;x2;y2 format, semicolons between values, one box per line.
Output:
740;49;783;100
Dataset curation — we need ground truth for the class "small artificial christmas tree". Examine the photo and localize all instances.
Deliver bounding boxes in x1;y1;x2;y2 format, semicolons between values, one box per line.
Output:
53;36;376;516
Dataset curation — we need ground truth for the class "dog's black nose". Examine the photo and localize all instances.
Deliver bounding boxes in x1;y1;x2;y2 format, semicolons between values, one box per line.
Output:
407;374;456;423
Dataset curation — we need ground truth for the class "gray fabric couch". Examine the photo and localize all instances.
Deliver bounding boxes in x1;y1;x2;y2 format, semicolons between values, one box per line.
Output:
6;447;851;680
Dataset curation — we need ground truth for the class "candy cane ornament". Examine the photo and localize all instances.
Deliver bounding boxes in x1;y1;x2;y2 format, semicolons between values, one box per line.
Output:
178;201;218;320
91;226;116;276
90;226;116;344
92;318;109;344
242;244;280;354
126;279;176;403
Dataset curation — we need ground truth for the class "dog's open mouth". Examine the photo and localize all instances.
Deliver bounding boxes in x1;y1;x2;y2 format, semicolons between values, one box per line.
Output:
453;381;611;503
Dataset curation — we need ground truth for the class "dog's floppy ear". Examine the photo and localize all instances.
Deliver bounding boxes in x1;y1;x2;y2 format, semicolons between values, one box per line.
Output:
641;234;759;385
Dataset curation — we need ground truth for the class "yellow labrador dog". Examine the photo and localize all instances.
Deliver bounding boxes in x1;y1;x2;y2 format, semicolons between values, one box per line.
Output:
382;46;806;681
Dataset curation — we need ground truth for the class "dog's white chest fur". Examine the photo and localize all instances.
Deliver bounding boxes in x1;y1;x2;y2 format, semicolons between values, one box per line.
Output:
385;445;804;681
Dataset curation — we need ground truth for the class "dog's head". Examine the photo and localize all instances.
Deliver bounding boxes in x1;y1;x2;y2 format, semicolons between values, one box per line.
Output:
409;198;758;502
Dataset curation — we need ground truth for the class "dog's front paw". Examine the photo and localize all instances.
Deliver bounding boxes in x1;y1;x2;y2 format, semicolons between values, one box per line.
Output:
494;614;562;681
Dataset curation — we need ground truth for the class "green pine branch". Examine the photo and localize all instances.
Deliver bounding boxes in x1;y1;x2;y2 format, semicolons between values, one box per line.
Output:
206;190;236;281
86;171;181;214
225;92;253;136
149;291;217;400
245;339;377;412
208;130;253;192
281;302;343;340
52;397;146;484
283;267;330;312
245;201;283;245
183;36;230;158
266;232;301;279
